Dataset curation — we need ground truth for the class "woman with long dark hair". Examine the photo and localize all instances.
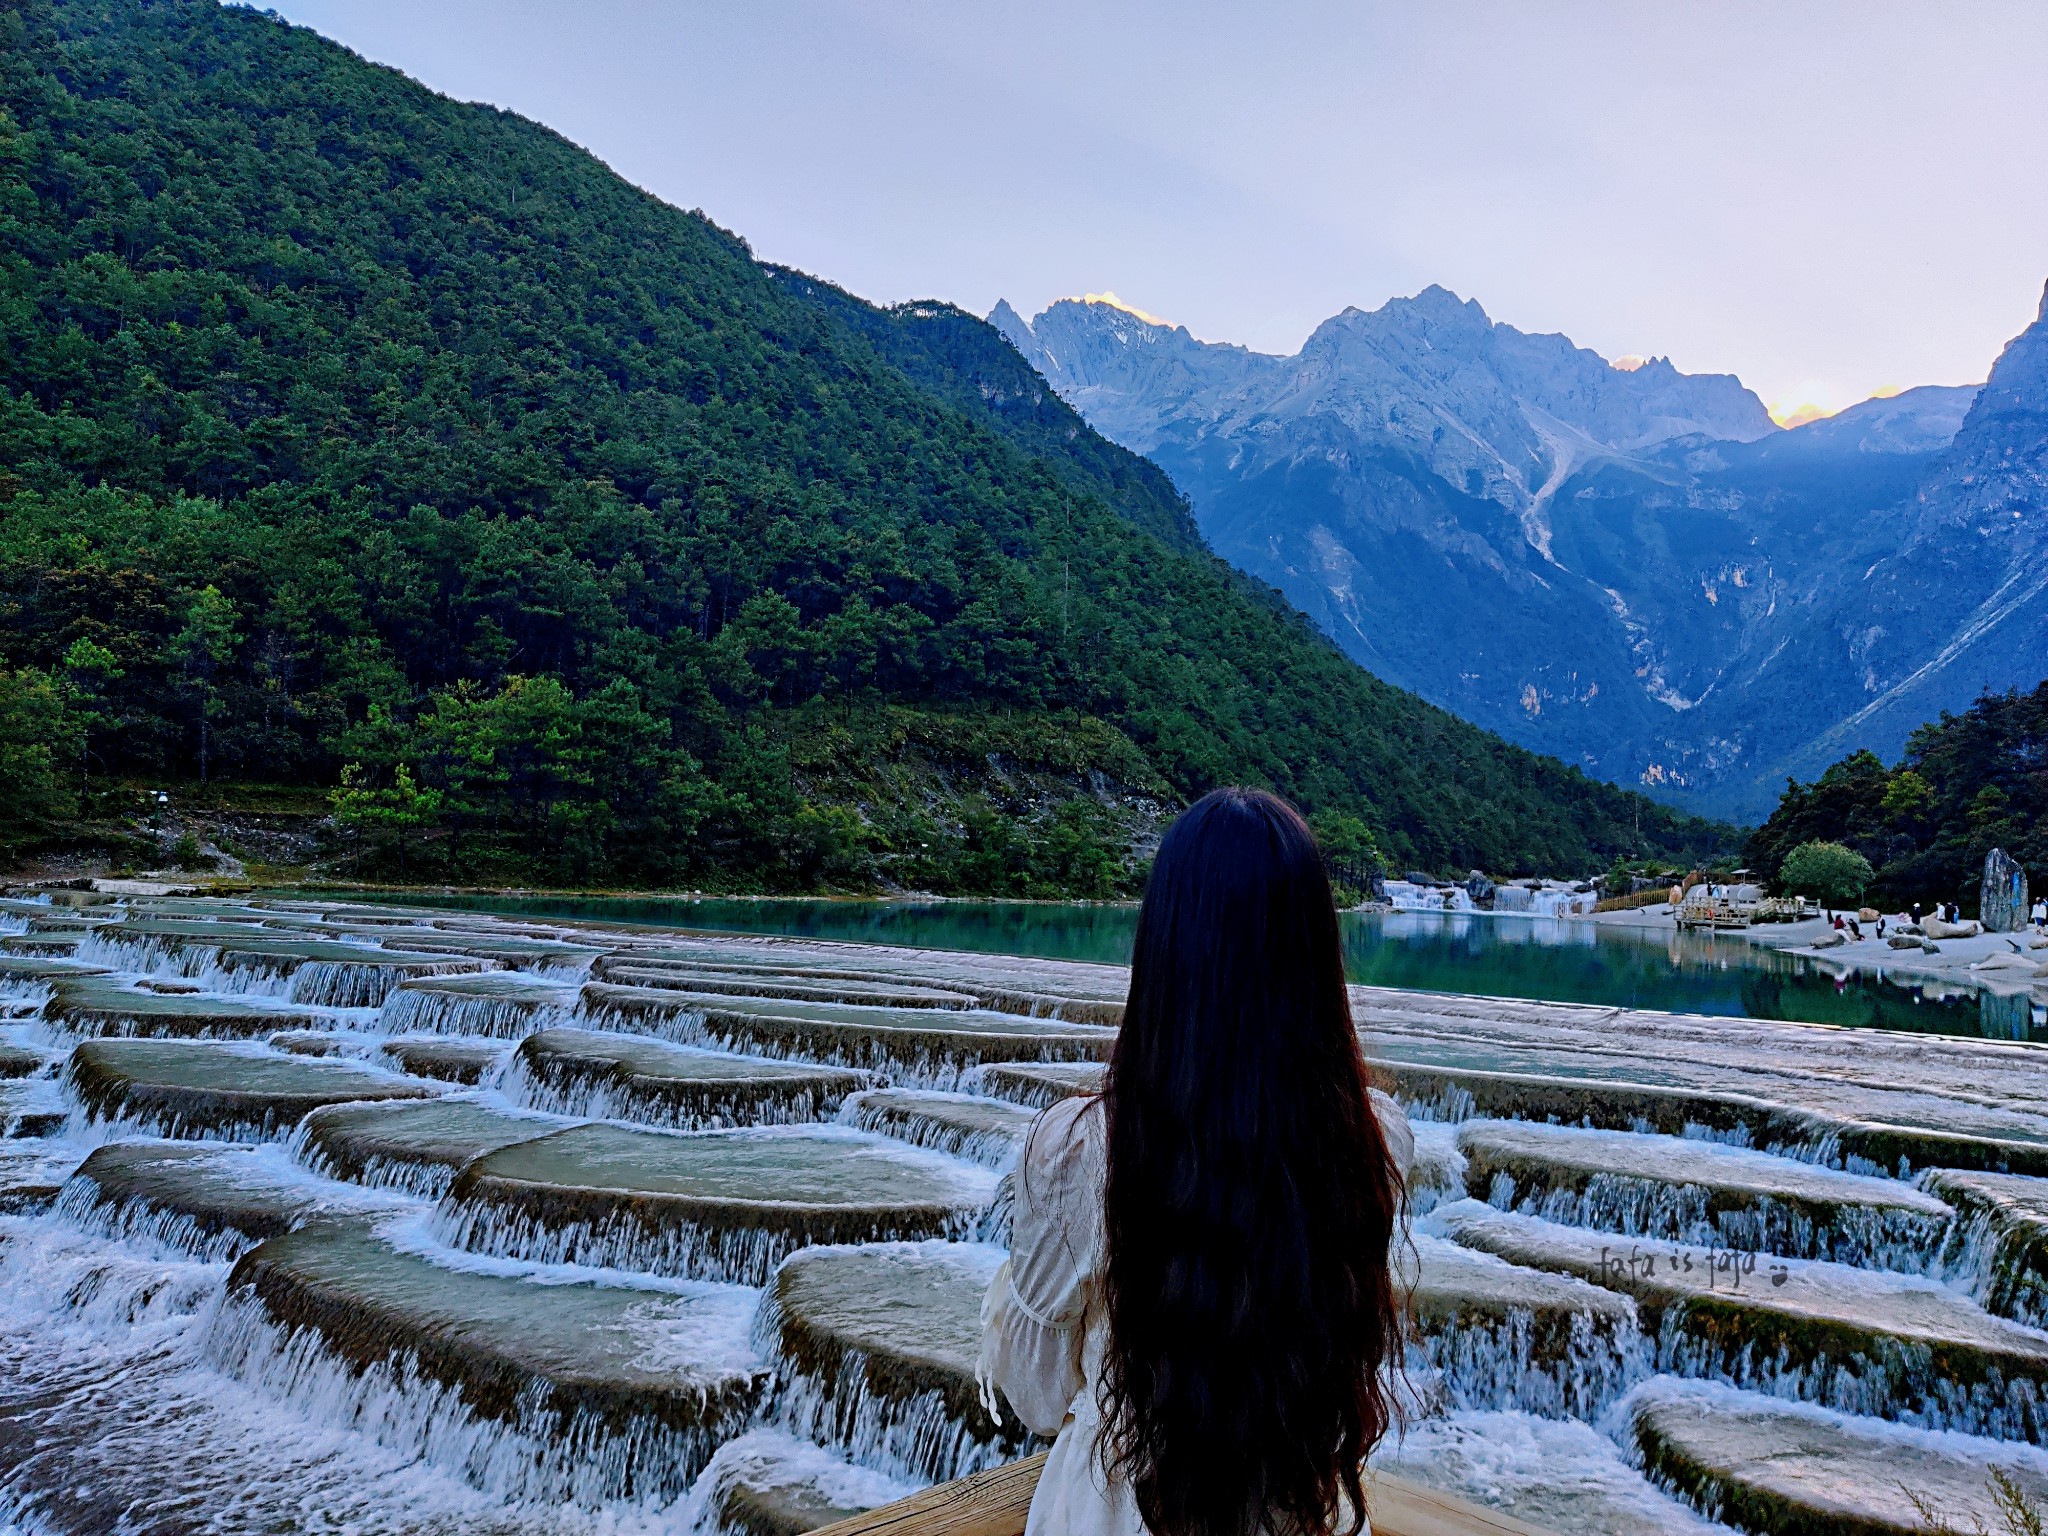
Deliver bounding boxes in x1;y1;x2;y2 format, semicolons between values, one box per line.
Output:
980;788;1411;1536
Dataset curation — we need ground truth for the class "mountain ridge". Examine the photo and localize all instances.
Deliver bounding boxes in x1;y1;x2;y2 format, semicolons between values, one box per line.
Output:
993;289;2032;818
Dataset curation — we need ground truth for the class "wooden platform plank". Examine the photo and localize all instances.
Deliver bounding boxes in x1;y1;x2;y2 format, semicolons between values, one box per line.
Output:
810;1453;1554;1536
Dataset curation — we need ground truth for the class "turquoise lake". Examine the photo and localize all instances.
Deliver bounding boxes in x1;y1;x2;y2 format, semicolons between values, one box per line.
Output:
328;893;2042;1041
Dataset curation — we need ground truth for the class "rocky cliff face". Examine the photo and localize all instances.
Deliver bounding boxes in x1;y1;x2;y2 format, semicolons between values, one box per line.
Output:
993;289;2030;819
1739;284;2048;797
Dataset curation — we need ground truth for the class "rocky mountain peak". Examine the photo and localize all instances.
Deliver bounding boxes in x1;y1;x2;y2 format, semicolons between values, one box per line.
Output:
986;279;2047;816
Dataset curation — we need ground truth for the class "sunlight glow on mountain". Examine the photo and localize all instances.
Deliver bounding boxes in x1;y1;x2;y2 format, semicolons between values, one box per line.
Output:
1069;290;1174;328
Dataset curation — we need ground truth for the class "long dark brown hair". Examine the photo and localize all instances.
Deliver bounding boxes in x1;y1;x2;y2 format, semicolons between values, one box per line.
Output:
1099;788;1404;1536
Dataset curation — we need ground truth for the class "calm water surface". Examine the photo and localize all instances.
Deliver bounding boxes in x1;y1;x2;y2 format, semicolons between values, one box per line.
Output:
334;893;2042;1042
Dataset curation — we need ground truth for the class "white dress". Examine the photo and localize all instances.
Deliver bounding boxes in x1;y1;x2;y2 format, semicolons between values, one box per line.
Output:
977;1090;1415;1536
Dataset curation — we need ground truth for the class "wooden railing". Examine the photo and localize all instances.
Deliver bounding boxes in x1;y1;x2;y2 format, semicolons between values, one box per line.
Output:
813;1452;1553;1536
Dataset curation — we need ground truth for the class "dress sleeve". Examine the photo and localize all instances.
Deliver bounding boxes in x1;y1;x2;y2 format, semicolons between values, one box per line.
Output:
977;1096;1101;1437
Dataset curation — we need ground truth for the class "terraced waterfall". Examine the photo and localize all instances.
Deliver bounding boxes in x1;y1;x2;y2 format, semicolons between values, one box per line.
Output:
5;890;2048;1535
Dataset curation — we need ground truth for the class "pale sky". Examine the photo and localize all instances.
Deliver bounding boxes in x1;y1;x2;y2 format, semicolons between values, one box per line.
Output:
264;1;2048;420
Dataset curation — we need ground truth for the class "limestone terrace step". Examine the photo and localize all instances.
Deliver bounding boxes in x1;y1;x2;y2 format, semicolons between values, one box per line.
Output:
380;1035;511;1086
47;978;336;1040
835;1089;1038;1169
589;960;981;1011
579;984;1113;1085
59;1140;404;1259
440;1122;997;1284
1433;1198;2048;1444
293;1098;559;1196
1457;1119;1954;1268
66;1039;438;1141
219;1217;765;1504
510;1028;866;1130
761;1240;1026;1483
1926;1168;2048;1329
1631;1377;2048;1536
970;1061;1104;1108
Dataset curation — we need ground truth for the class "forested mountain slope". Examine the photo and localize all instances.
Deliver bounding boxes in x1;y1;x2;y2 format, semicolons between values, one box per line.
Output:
0;0;1729;887
1745;683;2048;914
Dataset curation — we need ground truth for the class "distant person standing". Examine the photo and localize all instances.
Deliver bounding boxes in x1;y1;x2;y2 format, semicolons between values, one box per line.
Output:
2034;896;2046;930
1912;901;1924;926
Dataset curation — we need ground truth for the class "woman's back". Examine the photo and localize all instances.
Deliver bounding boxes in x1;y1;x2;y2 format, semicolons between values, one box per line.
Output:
979;789;1410;1536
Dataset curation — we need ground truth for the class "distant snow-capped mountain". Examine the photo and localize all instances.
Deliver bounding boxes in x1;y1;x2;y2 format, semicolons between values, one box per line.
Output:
992;288;2025;819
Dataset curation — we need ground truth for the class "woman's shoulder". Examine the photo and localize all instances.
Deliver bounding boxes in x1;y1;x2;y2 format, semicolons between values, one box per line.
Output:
1020;1092;1106;1181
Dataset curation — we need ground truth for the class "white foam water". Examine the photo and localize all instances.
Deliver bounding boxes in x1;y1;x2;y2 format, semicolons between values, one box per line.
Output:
376;981;575;1039
678;1426;917;1536
0;1214;675;1536
574;996;1063;1093
1375;1408;1728;1536
502;1049;847;1133
432;1196;987;1289
200;1289;751;1508
1415;1302;1649;1421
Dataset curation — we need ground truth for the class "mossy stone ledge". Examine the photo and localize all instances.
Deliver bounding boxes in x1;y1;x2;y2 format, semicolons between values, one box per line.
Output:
835;1089;1037;1170
377;971;582;1038
267;1030;347;1058
509;1027;868;1130
57;1140;403;1260
381;1035;512;1086
970;1061;1105;1109
47;977;335;1040
1383;1060;2048;1178
216;1217;767;1505
292;1098;558;1196
441;1122;998;1284
1458;1119;1955;1268
760;1239;1029;1482
589;959;983;1012
1926;1169;2048;1328
66;1039;438;1141
1433;1199;2048;1443
0;1142;80;1213
1631;1377;2048;1536
578;984;1115;1087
